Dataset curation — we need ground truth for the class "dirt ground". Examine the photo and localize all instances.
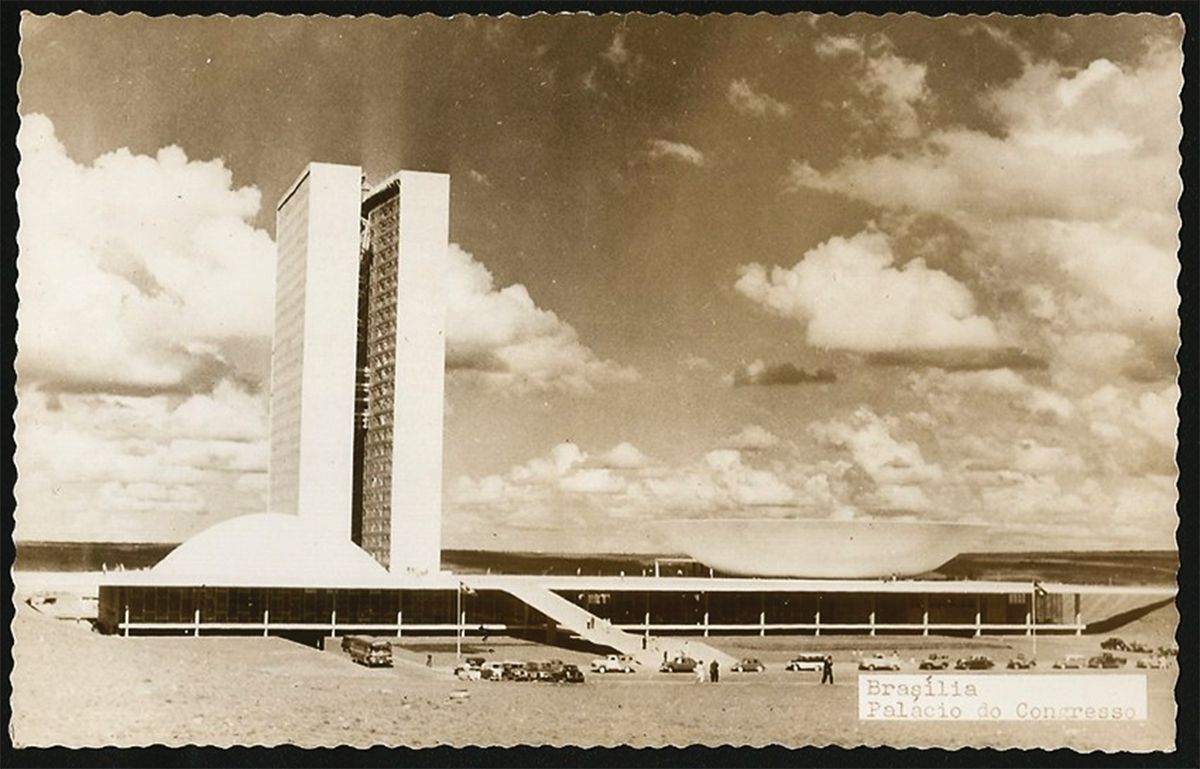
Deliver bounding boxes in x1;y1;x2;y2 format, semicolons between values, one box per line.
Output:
10;597;1178;751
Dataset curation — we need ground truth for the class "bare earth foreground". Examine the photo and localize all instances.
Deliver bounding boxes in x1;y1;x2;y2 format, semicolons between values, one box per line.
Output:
12;602;1177;750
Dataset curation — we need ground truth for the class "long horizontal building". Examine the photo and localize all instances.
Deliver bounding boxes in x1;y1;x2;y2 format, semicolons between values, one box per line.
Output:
96;516;1172;652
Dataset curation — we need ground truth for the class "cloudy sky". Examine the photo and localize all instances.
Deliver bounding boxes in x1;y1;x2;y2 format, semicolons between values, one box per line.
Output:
15;12;1182;551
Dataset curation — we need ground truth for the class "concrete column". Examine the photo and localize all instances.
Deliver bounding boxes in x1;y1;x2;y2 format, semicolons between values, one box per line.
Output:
703;611;710;637
123;606;130;638
397;611;403;638
814;610;821;637
922;596;929;637
869;610;877;637
331;609;337;638
1074;594;1082;636
1025;610;1032;637
263;609;270;637
759;610;766;637
194;608;201;638
974;608;982;638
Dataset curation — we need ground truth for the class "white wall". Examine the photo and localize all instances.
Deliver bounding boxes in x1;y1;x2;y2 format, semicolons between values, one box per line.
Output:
270;162;362;542
389;171;450;574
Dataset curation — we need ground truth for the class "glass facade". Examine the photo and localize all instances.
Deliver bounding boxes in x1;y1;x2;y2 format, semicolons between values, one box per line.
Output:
355;191;402;567
97;585;1073;637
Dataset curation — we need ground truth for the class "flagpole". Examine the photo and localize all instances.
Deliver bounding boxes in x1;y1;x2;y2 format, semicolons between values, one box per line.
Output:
456;582;463;662
1031;581;1039;659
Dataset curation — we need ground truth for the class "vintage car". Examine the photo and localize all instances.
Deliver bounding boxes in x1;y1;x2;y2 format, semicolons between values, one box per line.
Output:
590;654;637;674
1006;654;1036;670
858;653;902;671
1100;637;1130;651
785;654;827;672
1052;654;1088;669
731;658;765;673
918;654;950;670
1087;652;1127;669
660;655;699;673
954;655;995;670
560;664;586;683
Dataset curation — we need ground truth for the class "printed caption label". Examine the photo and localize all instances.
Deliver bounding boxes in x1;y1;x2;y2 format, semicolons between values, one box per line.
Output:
859;674;1147;721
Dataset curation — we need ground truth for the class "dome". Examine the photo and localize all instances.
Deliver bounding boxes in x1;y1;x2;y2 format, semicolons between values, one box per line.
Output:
654;518;986;579
148;513;394;587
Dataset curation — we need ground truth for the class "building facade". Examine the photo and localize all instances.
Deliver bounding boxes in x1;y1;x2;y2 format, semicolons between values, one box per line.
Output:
269;163;363;542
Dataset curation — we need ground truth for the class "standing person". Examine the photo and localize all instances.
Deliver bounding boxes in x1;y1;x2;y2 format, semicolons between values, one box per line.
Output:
821;655;834;685
709;660;719;683
695;659;705;684
426;653;433;668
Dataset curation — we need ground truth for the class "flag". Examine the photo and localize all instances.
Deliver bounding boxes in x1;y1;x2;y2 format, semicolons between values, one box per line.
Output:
1033;581;1048;597
459;581;477;596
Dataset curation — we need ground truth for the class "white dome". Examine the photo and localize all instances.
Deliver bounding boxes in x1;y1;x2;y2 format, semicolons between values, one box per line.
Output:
149;513;394;587
655;518;986;579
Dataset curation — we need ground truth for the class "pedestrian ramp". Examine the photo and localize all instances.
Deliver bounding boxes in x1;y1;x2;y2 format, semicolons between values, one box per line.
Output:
496;581;735;670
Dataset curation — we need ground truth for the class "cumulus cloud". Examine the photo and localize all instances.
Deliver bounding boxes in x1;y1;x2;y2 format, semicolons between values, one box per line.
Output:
811;407;943;489
727;79;792;117
647;139;705;166
444;244;638;393
790;45;1181;379
15;114;277;540
16;113;275;394
449;438;806;546
813;34;928;137
736;230;1000;352
730;359;836;386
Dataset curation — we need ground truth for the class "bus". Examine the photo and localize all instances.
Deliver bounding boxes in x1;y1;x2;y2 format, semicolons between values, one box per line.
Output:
342;635;393;667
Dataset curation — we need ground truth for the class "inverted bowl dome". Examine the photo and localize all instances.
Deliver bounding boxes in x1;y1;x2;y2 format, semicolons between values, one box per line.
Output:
654;518;986;579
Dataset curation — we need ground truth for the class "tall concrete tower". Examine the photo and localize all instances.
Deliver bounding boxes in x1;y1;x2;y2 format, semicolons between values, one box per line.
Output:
269;162;364;541
354;171;450;575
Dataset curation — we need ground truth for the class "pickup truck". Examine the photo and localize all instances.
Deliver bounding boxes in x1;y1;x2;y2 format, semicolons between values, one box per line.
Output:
590;654;637;673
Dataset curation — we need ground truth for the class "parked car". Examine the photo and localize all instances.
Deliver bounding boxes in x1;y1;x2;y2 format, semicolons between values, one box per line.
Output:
1100;637;1130;651
954;655;995;670
1137;656;1169;669
785;654;826;672
1088;652;1126;669
1006;654;1036;670
560;663;586;683
1126;640;1152;654
1158;643;1179;657
590;654;636;674
524;660;556;682
858;653;902;671
501;661;531;681
918;654;950;670
731;658;765;673
660;655;699;673
1052;654;1088;669
481;661;508;680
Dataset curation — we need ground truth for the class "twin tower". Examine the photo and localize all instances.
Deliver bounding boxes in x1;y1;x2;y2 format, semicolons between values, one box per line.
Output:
268;163;450;575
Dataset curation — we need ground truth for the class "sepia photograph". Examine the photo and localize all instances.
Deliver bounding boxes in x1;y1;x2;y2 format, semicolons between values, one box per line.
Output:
7;6;1190;755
